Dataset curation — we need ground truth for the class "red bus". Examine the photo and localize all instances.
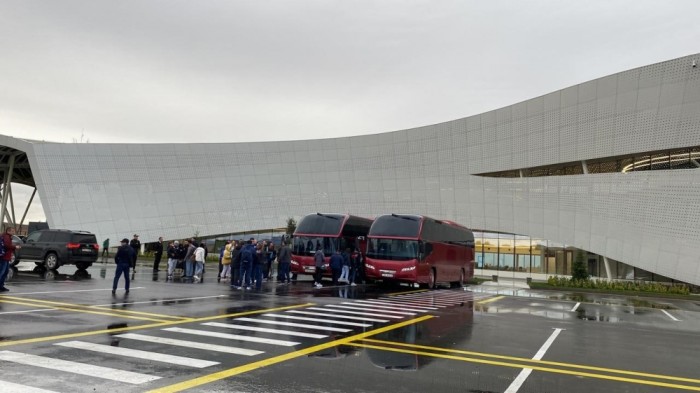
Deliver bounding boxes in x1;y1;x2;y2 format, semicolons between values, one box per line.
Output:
291;213;373;277
364;214;475;289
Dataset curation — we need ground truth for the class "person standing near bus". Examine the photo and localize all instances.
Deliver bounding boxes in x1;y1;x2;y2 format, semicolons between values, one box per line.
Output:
329;249;343;286
276;240;292;284
313;248;325;288
339;248;351;283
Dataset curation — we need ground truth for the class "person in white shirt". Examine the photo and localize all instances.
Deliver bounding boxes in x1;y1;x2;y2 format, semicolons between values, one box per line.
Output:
193;242;206;282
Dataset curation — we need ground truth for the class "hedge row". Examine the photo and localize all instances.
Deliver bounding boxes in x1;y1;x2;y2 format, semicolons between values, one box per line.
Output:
545;276;690;295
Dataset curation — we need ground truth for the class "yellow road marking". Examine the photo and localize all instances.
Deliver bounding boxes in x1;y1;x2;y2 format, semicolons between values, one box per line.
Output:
0;299;171;323
361;338;700;385
387;289;429;296
0;303;314;348
349;342;700;391
0;296;191;321
145;315;434;393
477;295;505;304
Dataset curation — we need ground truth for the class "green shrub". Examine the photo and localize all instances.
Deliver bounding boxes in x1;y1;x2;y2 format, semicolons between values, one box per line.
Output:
542;276;690;295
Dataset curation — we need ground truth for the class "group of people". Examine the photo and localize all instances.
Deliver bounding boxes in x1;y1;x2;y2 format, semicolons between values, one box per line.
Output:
164;238;208;282
218;237;293;290
313;247;364;288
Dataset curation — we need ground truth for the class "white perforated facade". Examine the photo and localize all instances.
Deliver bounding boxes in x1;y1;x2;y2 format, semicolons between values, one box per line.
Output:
3;53;700;285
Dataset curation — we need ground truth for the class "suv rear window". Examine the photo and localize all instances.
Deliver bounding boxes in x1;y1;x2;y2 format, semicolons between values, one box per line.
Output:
72;233;97;243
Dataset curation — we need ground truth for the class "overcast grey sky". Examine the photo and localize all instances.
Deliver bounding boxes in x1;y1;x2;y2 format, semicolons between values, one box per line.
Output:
2;0;699;221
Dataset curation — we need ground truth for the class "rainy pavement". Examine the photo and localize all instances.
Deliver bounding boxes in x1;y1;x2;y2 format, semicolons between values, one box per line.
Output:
1;261;700;393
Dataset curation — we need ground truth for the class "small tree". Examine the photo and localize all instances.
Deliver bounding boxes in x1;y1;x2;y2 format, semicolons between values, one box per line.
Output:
572;249;588;281
286;217;297;236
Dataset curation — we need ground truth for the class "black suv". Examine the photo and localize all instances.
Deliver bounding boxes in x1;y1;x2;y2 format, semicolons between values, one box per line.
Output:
14;229;99;270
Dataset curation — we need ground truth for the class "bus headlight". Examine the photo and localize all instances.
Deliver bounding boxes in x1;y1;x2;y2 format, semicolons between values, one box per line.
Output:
291;260;299;266
401;266;416;272
366;264;376;270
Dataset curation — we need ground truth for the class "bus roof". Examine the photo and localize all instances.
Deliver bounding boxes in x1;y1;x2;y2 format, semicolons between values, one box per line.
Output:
293;213;372;237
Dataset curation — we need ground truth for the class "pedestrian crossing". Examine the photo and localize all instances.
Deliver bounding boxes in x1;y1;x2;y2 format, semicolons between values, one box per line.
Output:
1;289;480;392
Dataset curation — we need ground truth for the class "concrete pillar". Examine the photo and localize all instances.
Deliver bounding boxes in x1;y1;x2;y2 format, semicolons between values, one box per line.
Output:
603;256;612;280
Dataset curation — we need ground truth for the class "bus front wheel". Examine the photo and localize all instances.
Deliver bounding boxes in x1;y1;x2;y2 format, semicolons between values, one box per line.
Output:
451;269;465;288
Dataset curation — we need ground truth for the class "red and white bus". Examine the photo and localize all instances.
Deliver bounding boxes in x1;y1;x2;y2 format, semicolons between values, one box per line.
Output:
364;214;474;288
291;213;373;276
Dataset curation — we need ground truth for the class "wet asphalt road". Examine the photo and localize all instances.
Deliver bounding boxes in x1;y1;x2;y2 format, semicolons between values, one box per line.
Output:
1;261;700;393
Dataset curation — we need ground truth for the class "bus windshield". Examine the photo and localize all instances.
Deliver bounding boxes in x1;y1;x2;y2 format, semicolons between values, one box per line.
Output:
367;238;419;261
292;236;340;256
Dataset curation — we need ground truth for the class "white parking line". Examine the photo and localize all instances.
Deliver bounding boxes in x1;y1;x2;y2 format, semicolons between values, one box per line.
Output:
570;302;581;312
202;322;328;339
55;341;219;368
661;310;680;321
116;333;264;355
5;287;145;295
0;308;55;315
0;350;160;384
163;327;301;346
504;328;563;393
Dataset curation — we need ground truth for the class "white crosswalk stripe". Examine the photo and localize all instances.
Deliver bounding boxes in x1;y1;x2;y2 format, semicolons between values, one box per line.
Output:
307;306;404;319
325;304;417;315
234;317;353;333
202;322;329;339
354;299;441;310
163;327;301;346
286;309;390;323
0;350;161;384
116;333;264;355
0;380;61;393
341;301;433;313
262;313;373;327
55;341;219;368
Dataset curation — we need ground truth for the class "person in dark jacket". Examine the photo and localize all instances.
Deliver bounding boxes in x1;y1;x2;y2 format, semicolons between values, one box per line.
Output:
329;249;343;286
234;239;257;289
0;227;20;292
113;238;136;294
152;237;164;272
313;248;325;288
129;234;141;274
276;241;292;284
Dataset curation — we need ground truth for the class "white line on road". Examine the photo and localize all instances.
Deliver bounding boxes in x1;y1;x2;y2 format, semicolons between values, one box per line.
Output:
0;350;160;384
342;301;431;313
163;327;301;347
202;322;328;339
307;307;403;319
325;304;417;316
234;317;352;333
0;308;55;315
116;333;263;356
55;340;220;368
356;299;441;310
0;379;61;392
504;328;564;393
661;310;680;321
286;310;389;323
262;313;373;327
570;302;581;312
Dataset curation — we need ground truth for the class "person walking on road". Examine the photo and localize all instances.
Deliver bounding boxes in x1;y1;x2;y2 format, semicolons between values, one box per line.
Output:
0;227;21;292
152;237;164;272
313;247;325;288
193;242;206;282
129;234;141;274
113;238;135;294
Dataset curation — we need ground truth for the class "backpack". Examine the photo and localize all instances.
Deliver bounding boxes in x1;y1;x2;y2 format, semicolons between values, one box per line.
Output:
240;247;253;264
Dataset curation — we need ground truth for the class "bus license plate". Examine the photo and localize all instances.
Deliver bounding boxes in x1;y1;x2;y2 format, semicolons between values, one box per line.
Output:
381;273;394;278
304;266;315;272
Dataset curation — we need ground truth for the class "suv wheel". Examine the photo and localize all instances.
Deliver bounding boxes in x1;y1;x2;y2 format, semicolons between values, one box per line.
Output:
44;253;60;270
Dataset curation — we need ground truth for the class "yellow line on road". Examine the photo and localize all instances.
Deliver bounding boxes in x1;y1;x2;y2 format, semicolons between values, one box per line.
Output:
146;315;434;393
349;343;700;391
0;299;171;323
361;338;700;385
0;295;191;321
0;303;314;348
477;295;505;304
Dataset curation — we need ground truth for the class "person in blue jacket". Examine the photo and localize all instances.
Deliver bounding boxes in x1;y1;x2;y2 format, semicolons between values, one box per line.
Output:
113;238;136;294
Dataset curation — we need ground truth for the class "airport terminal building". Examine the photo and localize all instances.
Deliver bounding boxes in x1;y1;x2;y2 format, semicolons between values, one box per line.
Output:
2;53;699;285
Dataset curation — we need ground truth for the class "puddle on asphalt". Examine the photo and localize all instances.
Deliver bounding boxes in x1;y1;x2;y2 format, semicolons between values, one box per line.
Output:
548;293;677;310
576;309;621;322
